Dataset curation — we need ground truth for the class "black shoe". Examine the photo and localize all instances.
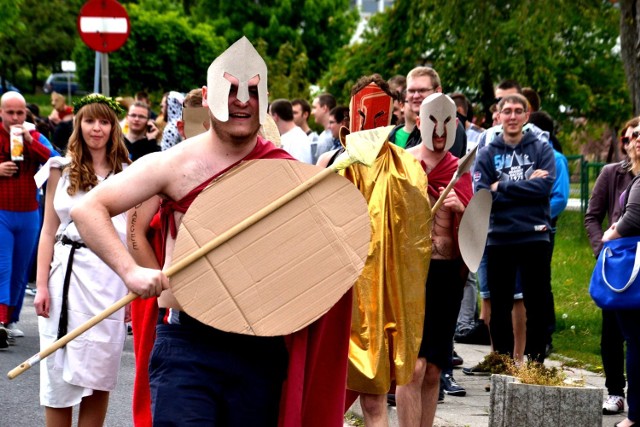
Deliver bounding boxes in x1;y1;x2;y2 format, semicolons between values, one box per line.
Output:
387;393;396;407
452;350;463;367
462;364;492;376
0;324;9;351
438;387;445;403
454;321;491;345
441;373;466;396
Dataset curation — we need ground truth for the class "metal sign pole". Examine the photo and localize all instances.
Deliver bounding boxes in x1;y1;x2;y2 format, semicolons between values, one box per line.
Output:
100;53;109;96
93;51;100;94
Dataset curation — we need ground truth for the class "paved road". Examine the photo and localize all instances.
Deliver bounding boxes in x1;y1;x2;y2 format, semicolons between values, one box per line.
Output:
2;291;630;427
0;292;134;426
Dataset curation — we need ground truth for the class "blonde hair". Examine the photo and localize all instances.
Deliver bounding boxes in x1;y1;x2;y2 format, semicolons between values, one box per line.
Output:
407;66;442;89
51;91;65;103
66;102;131;195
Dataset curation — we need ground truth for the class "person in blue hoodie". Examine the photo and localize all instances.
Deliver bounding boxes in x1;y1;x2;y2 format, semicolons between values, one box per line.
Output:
473;93;556;363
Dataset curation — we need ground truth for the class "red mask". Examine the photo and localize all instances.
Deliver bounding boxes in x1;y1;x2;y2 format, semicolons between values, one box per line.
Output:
349;83;393;132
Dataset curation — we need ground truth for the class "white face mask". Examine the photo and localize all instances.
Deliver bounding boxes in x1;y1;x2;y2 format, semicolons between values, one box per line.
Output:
206;37;268;125
419;93;457;152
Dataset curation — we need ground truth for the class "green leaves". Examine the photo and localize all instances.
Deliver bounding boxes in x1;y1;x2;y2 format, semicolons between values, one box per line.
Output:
323;0;630;124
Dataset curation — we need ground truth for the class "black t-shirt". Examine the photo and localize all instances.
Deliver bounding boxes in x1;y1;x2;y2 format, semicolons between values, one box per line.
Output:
124;136;160;161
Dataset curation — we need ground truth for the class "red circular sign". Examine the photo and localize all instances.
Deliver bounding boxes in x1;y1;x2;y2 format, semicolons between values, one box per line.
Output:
77;0;130;53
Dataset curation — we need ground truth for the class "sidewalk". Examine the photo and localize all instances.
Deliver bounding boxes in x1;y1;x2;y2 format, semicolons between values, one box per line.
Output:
347;341;627;426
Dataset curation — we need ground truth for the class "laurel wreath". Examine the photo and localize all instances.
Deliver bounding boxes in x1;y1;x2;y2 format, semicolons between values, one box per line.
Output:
73;93;125;116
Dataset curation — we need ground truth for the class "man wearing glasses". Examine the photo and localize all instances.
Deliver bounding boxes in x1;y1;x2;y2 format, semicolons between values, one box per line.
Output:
403;66;467;157
473;93;556;364
124;101;160;161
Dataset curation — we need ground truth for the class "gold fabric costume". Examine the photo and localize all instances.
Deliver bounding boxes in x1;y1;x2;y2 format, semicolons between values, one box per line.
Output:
341;140;432;394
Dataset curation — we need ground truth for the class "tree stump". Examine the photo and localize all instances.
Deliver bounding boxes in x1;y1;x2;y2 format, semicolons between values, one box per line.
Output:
489;374;603;427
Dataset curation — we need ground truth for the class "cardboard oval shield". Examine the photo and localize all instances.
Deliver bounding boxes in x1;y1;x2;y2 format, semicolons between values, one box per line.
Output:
458;189;492;272
170;159;371;336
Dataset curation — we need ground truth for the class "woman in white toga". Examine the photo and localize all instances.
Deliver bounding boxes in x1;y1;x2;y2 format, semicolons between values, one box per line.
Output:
34;94;131;426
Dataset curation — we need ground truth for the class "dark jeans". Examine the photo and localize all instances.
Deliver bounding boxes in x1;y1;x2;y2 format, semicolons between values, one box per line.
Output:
615;309;640;422
150;312;288;426
486;241;553;363
602;309;626;397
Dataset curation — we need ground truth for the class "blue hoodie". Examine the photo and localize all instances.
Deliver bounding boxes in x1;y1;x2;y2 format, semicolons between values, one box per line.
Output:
473;130;556;245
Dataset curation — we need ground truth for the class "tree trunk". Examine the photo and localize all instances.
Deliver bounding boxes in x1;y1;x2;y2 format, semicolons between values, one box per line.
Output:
620;0;640;115
30;62;38;94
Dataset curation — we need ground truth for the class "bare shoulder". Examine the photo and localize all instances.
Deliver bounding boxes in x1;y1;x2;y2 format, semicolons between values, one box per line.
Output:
406;145;421;160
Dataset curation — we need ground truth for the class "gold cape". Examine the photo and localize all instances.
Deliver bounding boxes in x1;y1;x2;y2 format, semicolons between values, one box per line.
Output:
341;140;432;394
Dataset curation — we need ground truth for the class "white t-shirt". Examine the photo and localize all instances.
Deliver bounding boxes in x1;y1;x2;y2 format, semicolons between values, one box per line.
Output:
281;126;313;164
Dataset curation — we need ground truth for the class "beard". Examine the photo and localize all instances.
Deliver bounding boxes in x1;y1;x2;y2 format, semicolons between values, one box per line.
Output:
209;110;260;146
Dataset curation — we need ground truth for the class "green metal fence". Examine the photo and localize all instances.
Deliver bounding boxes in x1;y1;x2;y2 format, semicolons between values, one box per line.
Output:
565;154;606;214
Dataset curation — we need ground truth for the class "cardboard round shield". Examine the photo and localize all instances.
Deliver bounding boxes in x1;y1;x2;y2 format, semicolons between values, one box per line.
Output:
170;159;371;336
458;189;492;272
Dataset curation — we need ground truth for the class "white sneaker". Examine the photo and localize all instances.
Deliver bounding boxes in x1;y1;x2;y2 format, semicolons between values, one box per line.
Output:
603;395;625;415
7;322;24;338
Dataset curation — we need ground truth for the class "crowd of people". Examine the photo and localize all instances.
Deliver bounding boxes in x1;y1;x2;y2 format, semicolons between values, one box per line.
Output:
0;35;637;427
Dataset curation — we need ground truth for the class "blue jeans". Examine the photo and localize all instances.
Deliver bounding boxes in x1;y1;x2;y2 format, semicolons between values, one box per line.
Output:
477;250;523;300
0;209;39;321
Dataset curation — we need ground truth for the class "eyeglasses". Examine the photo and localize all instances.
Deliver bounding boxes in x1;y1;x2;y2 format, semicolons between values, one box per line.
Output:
128;113;148;120
499;108;526;117
407;87;436;96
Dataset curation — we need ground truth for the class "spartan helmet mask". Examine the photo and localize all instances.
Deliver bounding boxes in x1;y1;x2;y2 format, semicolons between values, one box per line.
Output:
419;93;457;152
349;82;394;132
207;36;268;124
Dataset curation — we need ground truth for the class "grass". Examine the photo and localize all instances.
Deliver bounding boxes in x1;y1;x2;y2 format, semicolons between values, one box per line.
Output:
551;210;603;371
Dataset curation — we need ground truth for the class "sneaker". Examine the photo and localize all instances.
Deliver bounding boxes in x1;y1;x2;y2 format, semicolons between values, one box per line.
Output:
7;322;24;338
452;350;464;367
462;364;492;376
602;395;624;415
441;373;466;396
25;287;37;297
0;324;8;350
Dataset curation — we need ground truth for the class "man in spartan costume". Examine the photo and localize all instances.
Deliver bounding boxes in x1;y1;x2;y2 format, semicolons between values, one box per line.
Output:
117;38;360;427
400;93;473;426
76;37;355;426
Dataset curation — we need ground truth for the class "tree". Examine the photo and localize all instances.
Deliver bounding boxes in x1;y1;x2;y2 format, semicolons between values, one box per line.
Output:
0;0;26;88
190;0;358;83
619;0;640;115
16;0;78;91
323;0;629;126
0;0;85;92
267;42;311;100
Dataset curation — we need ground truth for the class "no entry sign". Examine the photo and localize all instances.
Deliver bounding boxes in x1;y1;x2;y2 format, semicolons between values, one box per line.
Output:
77;0;130;53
